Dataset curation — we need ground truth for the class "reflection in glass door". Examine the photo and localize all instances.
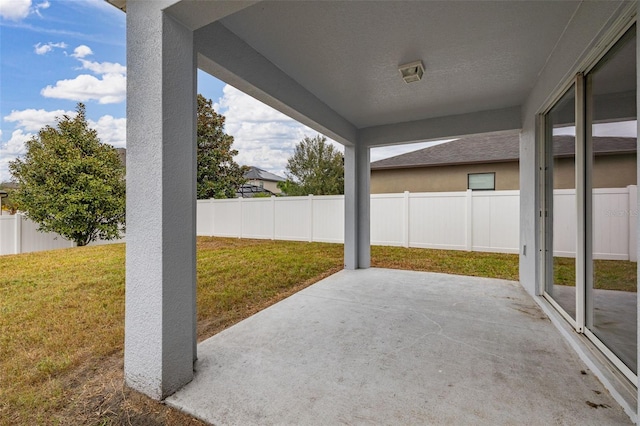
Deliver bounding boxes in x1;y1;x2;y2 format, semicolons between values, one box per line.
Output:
544;85;577;323
585;25;637;377
543;23;637;382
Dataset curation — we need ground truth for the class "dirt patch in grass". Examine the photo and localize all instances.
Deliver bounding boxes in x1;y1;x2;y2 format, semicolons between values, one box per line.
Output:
51;352;205;426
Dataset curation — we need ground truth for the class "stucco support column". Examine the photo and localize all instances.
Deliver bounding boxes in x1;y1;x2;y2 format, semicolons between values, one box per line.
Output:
344;144;370;269
124;1;197;400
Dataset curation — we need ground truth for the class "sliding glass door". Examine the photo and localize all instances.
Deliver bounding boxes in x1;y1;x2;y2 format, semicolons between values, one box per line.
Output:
544;85;577;324
585;25;637;378
544;24;637;381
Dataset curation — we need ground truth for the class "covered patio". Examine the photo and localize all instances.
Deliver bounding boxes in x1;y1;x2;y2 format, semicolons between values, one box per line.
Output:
166;268;631;424
108;0;639;423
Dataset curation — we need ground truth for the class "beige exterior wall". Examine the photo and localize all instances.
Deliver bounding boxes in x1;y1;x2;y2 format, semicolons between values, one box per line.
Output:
371;154;636;193
371;162;520;193
553;154;637;189
248;179;282;194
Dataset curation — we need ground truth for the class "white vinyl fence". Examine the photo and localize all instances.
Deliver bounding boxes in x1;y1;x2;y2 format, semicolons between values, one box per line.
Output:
0;213;123;256
2;187;636;260
197;187;638;261
552;186;638;261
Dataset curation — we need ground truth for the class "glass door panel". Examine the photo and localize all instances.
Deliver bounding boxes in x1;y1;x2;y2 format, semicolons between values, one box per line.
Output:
586;25;637;375
545;85;577;321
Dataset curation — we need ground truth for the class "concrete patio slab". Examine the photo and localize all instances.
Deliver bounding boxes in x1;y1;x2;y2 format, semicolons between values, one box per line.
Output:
166;268;632;425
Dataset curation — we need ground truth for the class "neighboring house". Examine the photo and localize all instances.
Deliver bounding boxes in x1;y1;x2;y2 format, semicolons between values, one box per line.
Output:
370;134;636;193
244;166;285;194
236;183;274;198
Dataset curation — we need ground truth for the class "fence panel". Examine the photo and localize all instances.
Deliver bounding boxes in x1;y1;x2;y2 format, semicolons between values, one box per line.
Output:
211;199;242;237
408;192;467;250
592;188;631;260
472;191;520;253
371;193;405;246
19;215;74;253
552;189;577;258
196;200;215;236
0;216;16;255
312;196;344;243
274;197;311;241
241;198;274;240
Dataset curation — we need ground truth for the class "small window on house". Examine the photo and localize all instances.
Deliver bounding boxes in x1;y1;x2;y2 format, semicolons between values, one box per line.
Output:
468;172;495;190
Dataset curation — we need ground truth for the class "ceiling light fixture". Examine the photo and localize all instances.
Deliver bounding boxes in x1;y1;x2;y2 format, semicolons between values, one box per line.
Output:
399;60;424;84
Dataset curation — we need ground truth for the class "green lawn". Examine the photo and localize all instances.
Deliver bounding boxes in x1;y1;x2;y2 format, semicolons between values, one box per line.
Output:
0;238;635;424
553;257;637;292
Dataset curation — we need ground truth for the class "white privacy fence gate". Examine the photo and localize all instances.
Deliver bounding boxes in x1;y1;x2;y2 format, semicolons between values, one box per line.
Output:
197;187;638;261
1;187;636;260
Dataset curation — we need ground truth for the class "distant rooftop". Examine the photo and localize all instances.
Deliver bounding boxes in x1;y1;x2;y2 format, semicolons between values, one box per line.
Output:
244;166;285;182
371;134;636;170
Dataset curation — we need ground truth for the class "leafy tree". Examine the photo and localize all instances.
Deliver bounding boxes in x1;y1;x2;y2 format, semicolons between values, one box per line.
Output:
197;94;247;199
8;103;125;246
279;135;344;195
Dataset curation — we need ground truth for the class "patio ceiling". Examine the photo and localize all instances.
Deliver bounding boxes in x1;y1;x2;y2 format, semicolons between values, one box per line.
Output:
110;1;587;146
191;1;582;145
215;1;579;129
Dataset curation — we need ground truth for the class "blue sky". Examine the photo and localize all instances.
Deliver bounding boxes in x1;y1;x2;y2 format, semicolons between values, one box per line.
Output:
0;0;443;183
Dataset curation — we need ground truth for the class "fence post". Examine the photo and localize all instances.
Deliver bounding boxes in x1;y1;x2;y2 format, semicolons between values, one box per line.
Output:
629;185;637;262
271;196;276;240
238;197;243;239
15;213;22;254
308;194;314;243
465;189;473;251
403;191;410;248
210;199;215;237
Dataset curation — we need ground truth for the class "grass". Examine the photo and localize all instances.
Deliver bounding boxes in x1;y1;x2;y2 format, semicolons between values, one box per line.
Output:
553;257;637;292
0;238;634;424
372;246;520;281
0;238;346;425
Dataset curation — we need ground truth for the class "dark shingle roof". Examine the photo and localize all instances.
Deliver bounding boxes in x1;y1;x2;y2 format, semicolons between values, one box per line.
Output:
552;135;636;158
370;134;636;170
244;166;285;182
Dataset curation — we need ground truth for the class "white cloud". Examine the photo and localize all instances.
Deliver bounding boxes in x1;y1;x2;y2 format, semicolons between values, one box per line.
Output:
216;85;342;177
41;72;126;104
32;0;48;17
41;44;126;104
214;85;457;170
4;108;74;131
0;129;33;182
34;41;67;55
0;0;49;22
79;59;126;75
0;0;31;21
71;44;93;59
88;115;126;148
